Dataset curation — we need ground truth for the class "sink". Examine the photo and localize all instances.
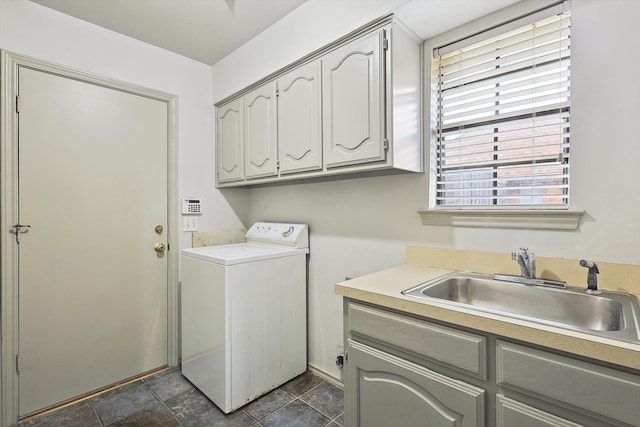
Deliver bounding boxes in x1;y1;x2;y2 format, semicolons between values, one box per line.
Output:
402;272;640;343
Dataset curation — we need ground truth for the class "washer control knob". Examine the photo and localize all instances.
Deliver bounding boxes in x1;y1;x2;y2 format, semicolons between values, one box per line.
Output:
282;226;295;238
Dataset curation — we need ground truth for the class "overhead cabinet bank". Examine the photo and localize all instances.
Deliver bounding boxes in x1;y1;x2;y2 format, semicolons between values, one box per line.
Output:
215;15;422;187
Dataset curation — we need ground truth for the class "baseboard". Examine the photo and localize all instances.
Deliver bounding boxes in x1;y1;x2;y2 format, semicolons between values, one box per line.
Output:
308;363;344;388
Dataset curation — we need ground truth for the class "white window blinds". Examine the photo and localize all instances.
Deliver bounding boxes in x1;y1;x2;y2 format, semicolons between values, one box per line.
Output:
432;5;571;209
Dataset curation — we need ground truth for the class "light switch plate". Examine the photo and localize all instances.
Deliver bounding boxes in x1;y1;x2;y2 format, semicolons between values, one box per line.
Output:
183;216;199;232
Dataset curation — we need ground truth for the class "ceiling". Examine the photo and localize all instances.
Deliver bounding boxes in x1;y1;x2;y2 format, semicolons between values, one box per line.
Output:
29;0;308;65
29;0;520;65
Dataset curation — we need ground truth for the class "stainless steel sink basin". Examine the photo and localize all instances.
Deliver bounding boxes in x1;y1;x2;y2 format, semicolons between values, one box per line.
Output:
402;272;640;343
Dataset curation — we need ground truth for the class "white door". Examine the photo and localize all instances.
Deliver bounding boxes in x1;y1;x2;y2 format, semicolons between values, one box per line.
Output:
16;67;169;416
322;29;386;168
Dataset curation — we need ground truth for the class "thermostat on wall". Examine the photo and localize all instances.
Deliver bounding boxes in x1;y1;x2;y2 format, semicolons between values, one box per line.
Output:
182;198;202;215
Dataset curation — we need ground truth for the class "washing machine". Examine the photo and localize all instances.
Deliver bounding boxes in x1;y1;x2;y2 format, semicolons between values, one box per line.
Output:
180;222;308;413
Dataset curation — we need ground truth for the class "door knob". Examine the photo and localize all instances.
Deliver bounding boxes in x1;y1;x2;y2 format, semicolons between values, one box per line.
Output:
154;243;166;253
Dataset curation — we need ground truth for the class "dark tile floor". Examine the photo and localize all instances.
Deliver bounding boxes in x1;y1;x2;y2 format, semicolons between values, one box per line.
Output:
17;369;344;427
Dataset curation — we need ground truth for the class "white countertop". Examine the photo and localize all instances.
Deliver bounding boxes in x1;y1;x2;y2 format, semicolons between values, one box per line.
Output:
335;263;640;372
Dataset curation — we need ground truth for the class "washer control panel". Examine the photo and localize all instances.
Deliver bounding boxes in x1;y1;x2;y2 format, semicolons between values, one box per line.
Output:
246;222;309;248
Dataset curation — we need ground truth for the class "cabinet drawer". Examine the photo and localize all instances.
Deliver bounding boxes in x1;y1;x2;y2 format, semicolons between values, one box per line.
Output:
347;302;486;378
496;341;640;425
496;394;582;427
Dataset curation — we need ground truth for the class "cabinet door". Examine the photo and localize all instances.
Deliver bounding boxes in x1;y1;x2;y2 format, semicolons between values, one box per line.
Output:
244;82;278;179
216;98;244;183
496;395;583;427
277;61;322;174
345;340;485;427
322;29;386;168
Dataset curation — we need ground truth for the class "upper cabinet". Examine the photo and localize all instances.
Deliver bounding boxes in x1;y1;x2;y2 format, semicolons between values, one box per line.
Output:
215;15;422;187
322;29;385;168
278;60;323;175
244;82;278;179
216;98;244;183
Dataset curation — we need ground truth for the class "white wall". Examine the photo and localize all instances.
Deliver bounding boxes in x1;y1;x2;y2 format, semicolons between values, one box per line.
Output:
0;0;247;253
212;0;410;101
212;0;640;379
4;0;637;385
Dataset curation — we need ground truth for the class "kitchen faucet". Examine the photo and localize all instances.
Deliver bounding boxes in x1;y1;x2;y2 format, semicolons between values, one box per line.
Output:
494;247;565;288
512;247;536;279
580;259;601;295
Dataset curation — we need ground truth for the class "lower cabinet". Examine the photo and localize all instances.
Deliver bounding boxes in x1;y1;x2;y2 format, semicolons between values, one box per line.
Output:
496;395;582;427
343;300;640;427
496;340;640;426
345;339;485;427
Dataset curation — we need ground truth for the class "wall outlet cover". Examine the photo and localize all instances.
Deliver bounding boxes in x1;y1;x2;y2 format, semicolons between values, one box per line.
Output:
183;216;199;232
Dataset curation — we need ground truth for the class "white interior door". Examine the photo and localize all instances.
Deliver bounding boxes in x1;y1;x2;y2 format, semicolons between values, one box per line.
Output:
16;66;169;416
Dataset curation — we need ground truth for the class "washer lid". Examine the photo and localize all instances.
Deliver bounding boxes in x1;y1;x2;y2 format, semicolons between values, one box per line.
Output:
182;243;308;265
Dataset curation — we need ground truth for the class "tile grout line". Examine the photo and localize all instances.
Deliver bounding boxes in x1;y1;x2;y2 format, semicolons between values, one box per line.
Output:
250;390;298;424
87;398;105;427
293;376;344;425
97;381;154;427
330;412;344;425
258;396;301;424
270;395;336;425
239;407;260;425
297;381;344;423
142;379;185;426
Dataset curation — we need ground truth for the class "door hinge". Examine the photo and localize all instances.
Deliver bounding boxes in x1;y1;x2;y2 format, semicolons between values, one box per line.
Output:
345;350;348;363
16;354;21;374
383;37;389;51
383;138;389;151
15;95;21;114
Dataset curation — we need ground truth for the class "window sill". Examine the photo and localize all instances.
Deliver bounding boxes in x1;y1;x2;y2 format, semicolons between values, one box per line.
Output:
418;209;584;230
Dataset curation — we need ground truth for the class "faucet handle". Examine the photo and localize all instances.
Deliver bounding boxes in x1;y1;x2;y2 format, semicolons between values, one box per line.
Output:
519;247;535;261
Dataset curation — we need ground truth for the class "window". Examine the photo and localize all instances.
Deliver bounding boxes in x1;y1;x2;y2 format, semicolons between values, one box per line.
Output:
431;4;571;210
